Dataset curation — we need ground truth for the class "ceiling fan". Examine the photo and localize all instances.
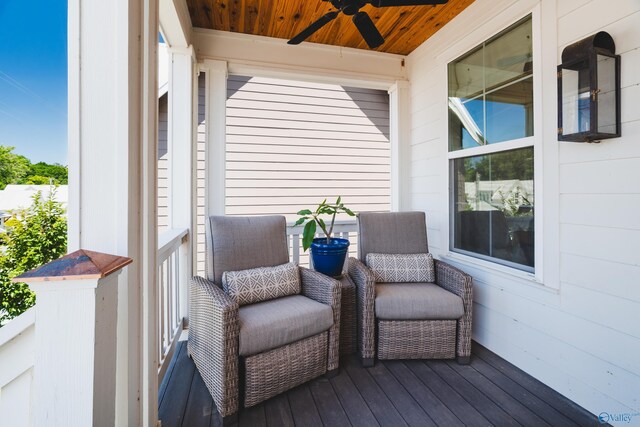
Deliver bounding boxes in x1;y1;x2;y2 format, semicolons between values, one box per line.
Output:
288;0;449;49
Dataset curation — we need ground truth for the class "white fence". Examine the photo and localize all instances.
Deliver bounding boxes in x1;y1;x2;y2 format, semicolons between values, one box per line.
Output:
0;308;35;427
287;220;359;269
157;228;189;383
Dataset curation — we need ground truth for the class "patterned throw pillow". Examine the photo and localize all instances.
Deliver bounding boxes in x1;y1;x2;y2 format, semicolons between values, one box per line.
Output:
222;262;301;306
366;253;435;283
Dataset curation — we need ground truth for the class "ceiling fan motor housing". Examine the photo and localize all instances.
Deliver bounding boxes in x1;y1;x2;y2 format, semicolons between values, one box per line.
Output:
329;0;366;15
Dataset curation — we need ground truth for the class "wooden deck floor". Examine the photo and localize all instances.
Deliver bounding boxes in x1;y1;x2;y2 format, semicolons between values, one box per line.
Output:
159;341;599;427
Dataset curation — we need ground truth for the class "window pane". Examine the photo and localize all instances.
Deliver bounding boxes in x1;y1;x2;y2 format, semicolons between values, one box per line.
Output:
448;47;484;99
485;77;533;143
448;96;485;150
483;18;532;90
448;15;533;152
452;147;534;269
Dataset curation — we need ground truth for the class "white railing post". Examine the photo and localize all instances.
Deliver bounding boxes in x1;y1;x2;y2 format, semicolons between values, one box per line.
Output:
157;228;189;383
15;250;132;427
179;234;190;324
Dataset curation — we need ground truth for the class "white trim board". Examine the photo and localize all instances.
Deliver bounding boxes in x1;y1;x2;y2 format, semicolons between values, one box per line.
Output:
192;28;407;90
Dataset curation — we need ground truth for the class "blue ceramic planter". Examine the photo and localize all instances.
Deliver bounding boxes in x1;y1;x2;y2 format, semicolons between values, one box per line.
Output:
310;237;350;278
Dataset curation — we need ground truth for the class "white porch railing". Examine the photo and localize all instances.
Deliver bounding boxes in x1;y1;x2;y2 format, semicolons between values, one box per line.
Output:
0;307;35;427
157;227;189;383
287;220;358;268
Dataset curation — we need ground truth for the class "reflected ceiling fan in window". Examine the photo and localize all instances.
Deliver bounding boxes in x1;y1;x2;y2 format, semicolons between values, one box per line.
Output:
288;0;449;49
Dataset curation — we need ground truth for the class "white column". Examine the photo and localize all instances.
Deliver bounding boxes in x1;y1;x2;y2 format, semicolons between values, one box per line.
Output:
19;252;131;427
202;59;228;217
389;80;412;212
67;0;158;425
167;45;195;320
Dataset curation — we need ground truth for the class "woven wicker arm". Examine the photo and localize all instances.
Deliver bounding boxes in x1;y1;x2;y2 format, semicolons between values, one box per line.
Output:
347;257;376;361
188;276;240;418
300;267;341;372
434;260;473;359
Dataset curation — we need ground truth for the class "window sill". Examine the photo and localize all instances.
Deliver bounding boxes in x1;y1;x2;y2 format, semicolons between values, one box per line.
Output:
438;251;560;295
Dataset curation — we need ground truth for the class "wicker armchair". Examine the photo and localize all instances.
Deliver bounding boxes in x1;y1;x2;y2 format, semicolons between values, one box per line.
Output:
348;211;472;366
188;215;341;425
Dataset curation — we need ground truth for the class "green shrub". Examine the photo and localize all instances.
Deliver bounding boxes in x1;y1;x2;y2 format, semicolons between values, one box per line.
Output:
0;189;67;325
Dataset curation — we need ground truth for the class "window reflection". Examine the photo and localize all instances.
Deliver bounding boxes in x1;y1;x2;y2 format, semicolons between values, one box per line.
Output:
452;148;535;269
448;17;533;151
486;78;533;144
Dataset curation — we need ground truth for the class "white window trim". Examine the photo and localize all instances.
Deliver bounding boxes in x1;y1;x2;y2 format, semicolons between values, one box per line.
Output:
439;1;559;289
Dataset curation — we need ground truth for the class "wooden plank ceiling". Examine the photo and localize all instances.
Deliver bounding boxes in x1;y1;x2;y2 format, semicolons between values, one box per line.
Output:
186;0;475;55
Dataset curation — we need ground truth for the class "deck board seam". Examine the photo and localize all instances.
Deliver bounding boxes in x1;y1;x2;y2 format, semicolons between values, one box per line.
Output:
330;369;380;427
434;360;521;427
371;361;438;427
471;346;590;425
343;360;409;427
158;340;184;407
389;360;465;427
324;374;354;427
467;355;578;427
448;358;551;427
426;360;497;427
179;365;197;427
404;360;485;426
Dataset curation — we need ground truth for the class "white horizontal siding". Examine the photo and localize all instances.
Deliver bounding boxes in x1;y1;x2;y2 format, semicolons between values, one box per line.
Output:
225;75;391;221
407;0;640;418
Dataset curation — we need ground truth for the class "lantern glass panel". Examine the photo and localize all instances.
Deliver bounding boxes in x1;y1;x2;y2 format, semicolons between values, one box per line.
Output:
561;60;590;135
597;54;617;134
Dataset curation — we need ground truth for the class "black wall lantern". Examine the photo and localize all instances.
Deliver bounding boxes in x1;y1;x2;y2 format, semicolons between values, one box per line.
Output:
557;31;620;142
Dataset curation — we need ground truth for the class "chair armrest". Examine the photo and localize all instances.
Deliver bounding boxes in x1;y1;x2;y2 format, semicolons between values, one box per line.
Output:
300;267;341;371
434;260;472;303
188;276;239;417
434;260;473;358
300;267;341;308
347;257;376;360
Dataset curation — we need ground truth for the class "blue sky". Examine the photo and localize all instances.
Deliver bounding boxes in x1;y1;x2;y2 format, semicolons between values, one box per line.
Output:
0;0;67;165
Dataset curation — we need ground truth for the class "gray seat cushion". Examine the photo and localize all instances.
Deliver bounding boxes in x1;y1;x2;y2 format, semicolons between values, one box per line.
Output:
375;282;464;320
239;295;333;356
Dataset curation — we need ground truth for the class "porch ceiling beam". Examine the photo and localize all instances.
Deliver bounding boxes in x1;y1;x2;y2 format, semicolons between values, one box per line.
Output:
193;28;407;89
160;0;193;48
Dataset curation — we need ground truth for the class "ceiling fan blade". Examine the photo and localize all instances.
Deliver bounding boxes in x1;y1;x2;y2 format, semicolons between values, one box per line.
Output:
352;12;384;49
288;11;339;45
369;0;448;6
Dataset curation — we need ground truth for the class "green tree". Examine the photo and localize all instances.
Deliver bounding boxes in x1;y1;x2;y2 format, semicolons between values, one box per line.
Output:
26;162;68;185
464;147;534;182
0;146;68;189
0;146;30;189
24;175;53;185
0;189;67;325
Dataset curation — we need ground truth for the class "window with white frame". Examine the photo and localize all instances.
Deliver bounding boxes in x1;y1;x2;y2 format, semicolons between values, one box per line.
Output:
448;15;535;271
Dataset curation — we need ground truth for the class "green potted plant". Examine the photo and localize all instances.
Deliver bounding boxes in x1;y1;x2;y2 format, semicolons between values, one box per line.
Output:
295;197;356;277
